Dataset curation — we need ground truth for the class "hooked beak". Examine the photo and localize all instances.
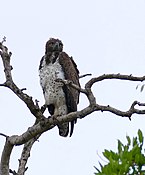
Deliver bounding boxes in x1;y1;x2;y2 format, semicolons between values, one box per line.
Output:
53;41;60;51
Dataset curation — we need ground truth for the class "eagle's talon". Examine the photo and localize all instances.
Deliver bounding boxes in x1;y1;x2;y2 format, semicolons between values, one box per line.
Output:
41;104;47;112
52;114;60;121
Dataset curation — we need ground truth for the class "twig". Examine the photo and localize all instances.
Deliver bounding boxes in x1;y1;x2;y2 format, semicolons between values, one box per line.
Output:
55;78;87;94
20;88;27;92
35;99;39;108
9;169;17;175
0;133;9;139
0;83;6;87
136;102;145;106
1;37;6;44
79;73;92;79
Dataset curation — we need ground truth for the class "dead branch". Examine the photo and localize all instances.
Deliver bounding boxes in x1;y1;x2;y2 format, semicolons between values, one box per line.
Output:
1;37;6;45
17;135;40;175
85;74;145;88
0;41;45;121
9;169;17;175
0;133;9;139
55;78;87;94
16;118;42;175
79;73;92;78
0;140;14;175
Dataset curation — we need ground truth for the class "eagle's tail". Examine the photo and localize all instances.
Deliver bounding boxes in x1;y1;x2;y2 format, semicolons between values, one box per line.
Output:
69;119;77;137
58;122;69;137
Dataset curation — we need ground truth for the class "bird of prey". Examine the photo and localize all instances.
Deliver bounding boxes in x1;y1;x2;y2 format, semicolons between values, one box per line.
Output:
39;38;80;137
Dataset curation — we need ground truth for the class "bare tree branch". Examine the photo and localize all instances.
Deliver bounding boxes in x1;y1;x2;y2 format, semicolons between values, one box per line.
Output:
55;78;87;94
93;101;145;120
0;133;9;138
0;140;14;175
79;73;92;78
17;117;43;175
0;41;45;121
17;134;40;175
85;74;145;88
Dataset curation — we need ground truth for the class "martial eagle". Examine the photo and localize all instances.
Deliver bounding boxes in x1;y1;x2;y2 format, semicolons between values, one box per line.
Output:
39;38;80;137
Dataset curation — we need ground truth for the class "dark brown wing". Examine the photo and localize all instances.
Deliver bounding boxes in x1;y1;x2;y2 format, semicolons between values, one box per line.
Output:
59;52;80;136
39;56;45;70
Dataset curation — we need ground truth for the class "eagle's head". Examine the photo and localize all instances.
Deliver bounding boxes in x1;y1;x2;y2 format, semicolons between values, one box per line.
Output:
45;38;63;54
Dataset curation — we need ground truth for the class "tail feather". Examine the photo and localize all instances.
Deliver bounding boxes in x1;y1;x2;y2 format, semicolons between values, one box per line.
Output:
69;119;77;137
58;122;69;137
47;104;76;137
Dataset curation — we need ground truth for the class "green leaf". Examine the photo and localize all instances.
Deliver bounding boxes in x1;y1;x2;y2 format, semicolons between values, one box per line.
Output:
103;149;111;160
138;129;143;144
124;164;130;173
94;130;145;175
126;135;131;147
133;137;138;147
111;151;119;161
118;139;123;153
135;154;140;164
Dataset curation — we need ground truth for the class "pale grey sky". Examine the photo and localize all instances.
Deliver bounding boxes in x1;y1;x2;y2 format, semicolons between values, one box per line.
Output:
0;0;145;174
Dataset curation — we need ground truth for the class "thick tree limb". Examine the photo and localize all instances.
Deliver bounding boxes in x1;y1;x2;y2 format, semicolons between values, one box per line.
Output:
3;100;145;146
1;100;145;174
0;140;14;175
17;135;40;175
16;118;42;175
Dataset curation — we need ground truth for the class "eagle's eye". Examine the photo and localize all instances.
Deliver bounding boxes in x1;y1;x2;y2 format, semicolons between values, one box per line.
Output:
49;42;54;46
59;43;63;47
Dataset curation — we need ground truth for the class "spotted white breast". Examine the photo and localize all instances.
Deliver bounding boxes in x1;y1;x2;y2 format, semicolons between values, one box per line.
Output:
39;57;68;115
